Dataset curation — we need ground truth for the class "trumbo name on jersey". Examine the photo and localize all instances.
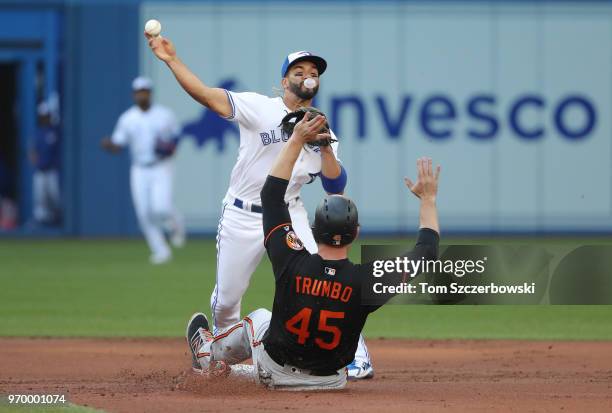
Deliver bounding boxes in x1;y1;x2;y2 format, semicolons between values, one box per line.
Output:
295;275;353;303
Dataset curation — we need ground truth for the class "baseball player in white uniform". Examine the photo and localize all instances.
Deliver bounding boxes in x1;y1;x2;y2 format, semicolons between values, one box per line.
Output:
146;33;373;378
102;77;186;265
30;101;62;226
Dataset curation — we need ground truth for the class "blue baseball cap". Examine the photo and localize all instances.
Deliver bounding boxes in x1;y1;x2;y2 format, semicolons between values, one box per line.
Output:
281;51;327;78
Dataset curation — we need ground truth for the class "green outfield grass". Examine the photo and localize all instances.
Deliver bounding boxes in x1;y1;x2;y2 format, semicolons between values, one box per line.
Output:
1;238;611;340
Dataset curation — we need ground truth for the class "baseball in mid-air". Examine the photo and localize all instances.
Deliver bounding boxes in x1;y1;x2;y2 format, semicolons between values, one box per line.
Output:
304;78;317;89
145;19;162;37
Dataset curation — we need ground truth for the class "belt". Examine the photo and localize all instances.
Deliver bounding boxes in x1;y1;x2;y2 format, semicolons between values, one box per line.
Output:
265;345;338;377
233;198;263;214
286;196;301;208
137;160;159;168
232;196;301;214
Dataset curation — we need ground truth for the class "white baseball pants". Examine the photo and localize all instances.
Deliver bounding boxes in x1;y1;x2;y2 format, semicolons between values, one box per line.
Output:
33;169;61;223
130;161;183;260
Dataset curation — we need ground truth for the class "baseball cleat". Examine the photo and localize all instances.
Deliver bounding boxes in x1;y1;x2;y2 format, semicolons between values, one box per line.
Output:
150;251;172;265
170;226;186;248
347;360;374;380
186;312;213;373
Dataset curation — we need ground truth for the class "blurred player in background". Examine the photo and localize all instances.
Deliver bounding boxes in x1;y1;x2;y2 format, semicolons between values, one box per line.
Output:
0;152;17;230
30;102;62;226
101;76;185;265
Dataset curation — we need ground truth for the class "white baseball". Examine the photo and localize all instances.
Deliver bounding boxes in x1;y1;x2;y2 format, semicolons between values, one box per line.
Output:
145;19;162;37
304;78;317;89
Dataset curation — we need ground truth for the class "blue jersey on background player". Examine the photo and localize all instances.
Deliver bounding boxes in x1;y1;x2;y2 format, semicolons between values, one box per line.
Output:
33;124;60;171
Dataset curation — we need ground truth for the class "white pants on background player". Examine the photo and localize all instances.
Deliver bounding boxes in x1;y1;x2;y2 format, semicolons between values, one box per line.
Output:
33;169;61;223
108;90;184;264
130;160;184;263
210;197;371;367
197;308;347;390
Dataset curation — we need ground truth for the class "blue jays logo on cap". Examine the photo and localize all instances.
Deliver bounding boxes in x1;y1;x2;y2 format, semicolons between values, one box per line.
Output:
281;51;327;78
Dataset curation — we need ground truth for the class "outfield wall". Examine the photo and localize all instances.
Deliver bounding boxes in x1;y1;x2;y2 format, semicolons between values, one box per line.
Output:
0;0;142;236
1;1;611;236
141;1;612;234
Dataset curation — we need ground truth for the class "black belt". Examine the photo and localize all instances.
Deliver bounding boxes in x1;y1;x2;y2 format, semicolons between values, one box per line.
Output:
233;198;263;214
265;344;338;377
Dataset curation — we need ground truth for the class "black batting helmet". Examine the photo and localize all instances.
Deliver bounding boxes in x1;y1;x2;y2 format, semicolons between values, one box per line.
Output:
312;195;359;246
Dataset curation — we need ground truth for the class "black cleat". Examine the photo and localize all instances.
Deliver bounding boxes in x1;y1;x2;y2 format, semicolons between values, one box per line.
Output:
185;312;213;373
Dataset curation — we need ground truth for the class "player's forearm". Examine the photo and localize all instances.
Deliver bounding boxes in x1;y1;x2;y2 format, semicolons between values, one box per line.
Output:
100;137;122;153
320;150;341;179
261;175;291;235
418;198;439;234
320;149;346;194
269;138;303;181
166;58;232;117
409;227;440;267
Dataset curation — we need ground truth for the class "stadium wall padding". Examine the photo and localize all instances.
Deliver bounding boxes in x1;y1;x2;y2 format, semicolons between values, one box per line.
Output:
66;2;141;236
2;0;612;236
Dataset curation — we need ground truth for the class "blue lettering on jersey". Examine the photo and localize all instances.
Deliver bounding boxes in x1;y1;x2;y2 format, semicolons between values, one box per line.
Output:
261;129;286;146
260;132;272;145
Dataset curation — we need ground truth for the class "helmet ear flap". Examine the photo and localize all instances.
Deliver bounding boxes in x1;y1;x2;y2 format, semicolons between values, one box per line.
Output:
311;224;320;244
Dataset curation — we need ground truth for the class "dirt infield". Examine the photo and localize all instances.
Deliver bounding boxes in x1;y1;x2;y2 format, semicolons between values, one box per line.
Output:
1;338;611;412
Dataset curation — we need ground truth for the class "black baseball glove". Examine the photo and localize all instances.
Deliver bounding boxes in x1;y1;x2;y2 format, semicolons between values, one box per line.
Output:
154;137;178;159
280;107;337;147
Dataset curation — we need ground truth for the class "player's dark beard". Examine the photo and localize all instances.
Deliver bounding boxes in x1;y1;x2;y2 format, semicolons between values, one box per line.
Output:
289;80;318;100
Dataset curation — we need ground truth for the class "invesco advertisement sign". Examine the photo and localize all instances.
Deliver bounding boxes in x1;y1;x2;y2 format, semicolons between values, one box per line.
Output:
143;2;611;233
327;93;596;141
179;84;598;150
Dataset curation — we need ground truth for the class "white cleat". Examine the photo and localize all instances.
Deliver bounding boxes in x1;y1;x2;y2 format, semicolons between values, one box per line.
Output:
170;227;186;248
150;251;172;265
347;360;375;380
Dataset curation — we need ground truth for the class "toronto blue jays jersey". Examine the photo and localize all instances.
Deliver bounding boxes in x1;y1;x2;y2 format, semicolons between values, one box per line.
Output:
224;91;339;205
